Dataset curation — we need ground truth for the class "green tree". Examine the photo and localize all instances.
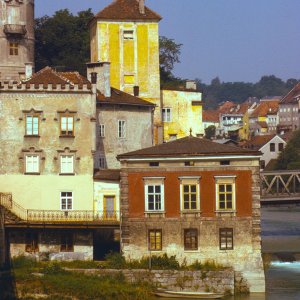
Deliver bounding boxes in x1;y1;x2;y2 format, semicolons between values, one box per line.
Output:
275;130;300;170
205;125;216;139
35;9;93;75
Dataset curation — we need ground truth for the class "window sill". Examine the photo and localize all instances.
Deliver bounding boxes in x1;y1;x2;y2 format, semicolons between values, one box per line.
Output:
24;135;40;138
25;172;40;175
145;211;165;218
59;135;75;138
59;173;75;176
215;210;236;216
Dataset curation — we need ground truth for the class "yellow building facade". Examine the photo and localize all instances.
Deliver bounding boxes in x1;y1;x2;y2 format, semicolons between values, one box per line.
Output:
90;0;162;142
161;88;204;142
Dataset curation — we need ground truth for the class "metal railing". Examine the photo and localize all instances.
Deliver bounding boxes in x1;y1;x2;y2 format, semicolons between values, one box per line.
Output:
260;170;300;199
0;193;119;224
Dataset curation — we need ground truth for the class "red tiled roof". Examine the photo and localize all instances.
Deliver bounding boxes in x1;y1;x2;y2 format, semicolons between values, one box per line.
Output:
257;121;268;128
117;136;259;159
218;101;235;113
250;100;279;118
92;0;162;22
281;83;300;104
97;87;155;107
203;110;219;123
243;134;275;150
23;67;91;88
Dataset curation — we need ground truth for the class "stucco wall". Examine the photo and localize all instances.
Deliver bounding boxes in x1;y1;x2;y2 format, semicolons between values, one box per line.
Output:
0;0;35;81
260;136;286;166
161;90;203;142
0;90;95;211
96;104;153;169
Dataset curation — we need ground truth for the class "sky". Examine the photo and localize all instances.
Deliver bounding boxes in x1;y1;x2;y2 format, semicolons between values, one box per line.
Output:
36;0;300;84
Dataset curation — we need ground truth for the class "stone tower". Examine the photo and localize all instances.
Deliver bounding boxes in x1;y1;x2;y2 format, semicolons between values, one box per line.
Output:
0;0;34;81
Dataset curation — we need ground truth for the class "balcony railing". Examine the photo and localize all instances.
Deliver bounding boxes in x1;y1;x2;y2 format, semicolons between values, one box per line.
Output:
0;193;119;224
3;24;27;37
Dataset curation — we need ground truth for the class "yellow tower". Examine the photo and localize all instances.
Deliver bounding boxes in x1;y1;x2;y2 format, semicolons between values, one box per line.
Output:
90;0;162;142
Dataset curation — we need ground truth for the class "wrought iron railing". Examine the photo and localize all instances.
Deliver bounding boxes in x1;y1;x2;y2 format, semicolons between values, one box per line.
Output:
260;170;300;199
0;193;119;224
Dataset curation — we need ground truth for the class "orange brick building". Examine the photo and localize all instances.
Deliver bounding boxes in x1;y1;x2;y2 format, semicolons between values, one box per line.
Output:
118;136;265;292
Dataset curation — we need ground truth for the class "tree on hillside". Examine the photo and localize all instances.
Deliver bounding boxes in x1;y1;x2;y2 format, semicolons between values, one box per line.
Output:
205;125;216;139
275;130;300;170
35;9;93;75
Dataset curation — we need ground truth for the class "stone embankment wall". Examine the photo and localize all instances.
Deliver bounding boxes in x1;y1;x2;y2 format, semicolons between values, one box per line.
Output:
69;269;235;294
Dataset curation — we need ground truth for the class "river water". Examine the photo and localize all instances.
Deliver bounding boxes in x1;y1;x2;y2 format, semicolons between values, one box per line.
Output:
155;205;300;300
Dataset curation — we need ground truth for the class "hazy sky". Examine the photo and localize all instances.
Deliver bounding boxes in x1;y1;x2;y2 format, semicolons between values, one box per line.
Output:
36;0;300;83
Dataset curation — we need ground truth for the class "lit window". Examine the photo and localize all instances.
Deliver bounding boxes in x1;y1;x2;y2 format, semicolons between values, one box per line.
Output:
144;177;165;212
215;176;236;211
60;155;74;174
61;192;73;210
219;228;233;250
184;229;198;250
9;42;18;55
180;177;200;211
148;229;162;251
99;124;105;137
60;115;74;136
118;120;126;138
25;155;39;174
60;234;74;252
123;30;134;40
162;108;171;122
26;115;39;136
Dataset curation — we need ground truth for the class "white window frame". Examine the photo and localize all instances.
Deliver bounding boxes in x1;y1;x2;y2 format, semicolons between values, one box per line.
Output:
118;120;126;139
60;115;74;136
144;177;165;212
162;108;172;122
123;30;134;40
60;155;74;174
26;115;39;136
179;177;201;212
215;176;236;212
99;124;105;138
25;154;40;174
60;192;73;210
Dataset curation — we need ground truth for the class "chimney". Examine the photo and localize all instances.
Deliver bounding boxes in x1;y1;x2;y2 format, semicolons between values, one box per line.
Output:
25;63;33;79
86;62;111;97
186;80;196;91
137;0;145;15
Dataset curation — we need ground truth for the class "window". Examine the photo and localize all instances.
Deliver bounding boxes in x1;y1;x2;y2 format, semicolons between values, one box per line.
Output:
180;177;200;211
25;155;39;174
144;177;165;212
260;160;266;169
60;115;74;136
215;176;236;211
9;42;18;56
26;115;39;136
118;120;126;138
162;108;171;122
60;234;74;252
148;229;162;251
184;229;198;250
278;143;284;152
149;162;159;167
61;192;73;210
60;155;74;174
220;160;230;166
270;143;275;152
219;228;233;250
123;30;134;40
99;156;107;169
169;134;177;141
99;124;105;137
25;232;39;253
